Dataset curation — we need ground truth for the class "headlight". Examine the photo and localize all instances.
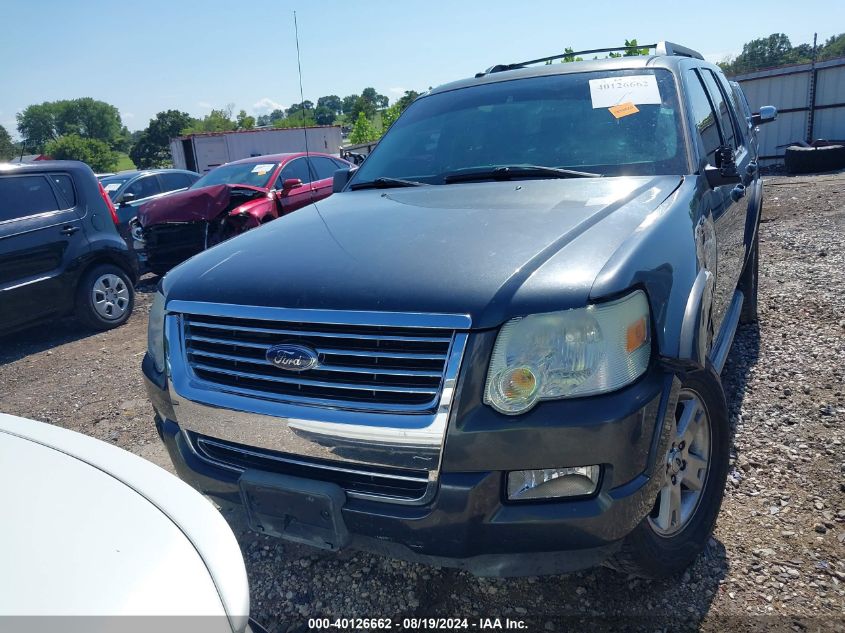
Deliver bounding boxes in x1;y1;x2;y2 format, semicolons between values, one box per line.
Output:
147;291;166;373
484;290;651;414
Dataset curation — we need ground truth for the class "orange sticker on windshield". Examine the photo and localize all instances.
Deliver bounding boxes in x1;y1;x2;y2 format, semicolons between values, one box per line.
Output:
608;102;639;119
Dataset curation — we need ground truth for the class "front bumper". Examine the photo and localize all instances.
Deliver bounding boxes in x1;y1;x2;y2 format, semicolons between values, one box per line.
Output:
143;352;679;577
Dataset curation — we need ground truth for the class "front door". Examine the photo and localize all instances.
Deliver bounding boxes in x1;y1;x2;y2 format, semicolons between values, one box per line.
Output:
275;157;315;214
0;173;88;332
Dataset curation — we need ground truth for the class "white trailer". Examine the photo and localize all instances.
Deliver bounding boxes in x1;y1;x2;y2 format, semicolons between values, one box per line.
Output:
170;126;344;173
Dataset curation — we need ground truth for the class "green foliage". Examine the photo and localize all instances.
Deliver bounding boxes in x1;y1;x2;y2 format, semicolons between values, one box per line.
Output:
380;104;401;134
256;109;285;127
341;95;358;115
45;134;117;172
349;112;378;144
16;98;124;154
623;39;650;56
182;107;237;135
114;152;136;171
0;124;16;160
396;90;420;111
130;110;192;169
561;47;584;63
236;110;255;130
719;33;845;75
314;106;336;125
317;95;343;115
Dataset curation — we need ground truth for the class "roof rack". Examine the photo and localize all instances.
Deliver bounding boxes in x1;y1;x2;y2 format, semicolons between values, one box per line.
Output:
476;40;704;77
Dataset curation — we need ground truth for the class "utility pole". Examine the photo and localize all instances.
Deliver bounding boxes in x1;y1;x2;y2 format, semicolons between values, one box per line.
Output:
806;32;818;144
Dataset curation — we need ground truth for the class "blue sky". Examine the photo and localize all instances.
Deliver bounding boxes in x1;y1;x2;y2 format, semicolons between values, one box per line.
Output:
1;0;841;136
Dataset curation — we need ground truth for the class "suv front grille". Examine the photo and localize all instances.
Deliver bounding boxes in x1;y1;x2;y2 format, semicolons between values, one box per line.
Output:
191;433;431;502
181;312;455;412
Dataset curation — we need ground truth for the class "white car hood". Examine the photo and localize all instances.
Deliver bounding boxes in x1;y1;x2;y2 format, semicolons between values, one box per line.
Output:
0;413;248;631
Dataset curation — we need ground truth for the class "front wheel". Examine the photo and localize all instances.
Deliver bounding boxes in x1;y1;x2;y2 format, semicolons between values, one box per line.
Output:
75;264;135;331
607;365;729;579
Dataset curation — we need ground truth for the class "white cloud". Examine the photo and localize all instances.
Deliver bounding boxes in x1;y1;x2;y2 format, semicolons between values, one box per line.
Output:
253;97;284;113
703;50;737;64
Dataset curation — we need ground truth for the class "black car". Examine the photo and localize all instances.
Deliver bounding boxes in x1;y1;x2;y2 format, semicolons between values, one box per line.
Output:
100;169;200;231
0;161;138;335
143;42;777;579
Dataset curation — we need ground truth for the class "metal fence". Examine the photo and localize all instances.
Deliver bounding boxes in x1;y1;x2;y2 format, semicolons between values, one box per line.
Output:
732;56;845;165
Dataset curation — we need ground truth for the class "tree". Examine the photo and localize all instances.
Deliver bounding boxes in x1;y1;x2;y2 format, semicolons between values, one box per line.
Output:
130;110;192;169
380;103;401;134
722;33;795;74
182;107;237;134
45;134;117;172
314;105;336;125
236;110;255;129
17;98;124;154
623;39;650;56
317;95;343;115
349;112;378;144
341;95;358;115
396;90;420;111
0;124;16;160
361;87;389;109
819;33;845;60
561;47;584;63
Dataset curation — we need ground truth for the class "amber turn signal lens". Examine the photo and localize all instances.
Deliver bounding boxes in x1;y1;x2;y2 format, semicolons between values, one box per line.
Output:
626;317;648;353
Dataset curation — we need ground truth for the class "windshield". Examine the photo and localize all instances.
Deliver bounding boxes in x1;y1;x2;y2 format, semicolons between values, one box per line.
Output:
192;162;278;189
100;175;133;199
352;68;688;185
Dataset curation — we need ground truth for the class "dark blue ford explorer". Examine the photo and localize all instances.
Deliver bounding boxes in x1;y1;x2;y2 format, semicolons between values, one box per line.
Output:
143;42;777;578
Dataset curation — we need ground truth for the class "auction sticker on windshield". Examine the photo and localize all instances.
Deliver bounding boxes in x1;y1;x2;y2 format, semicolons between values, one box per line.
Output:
251;163;275;175
103;183;121;192
589;75;661;108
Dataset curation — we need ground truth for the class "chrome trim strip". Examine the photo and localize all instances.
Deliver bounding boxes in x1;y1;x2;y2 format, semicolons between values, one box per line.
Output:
711;289;743;374
167;299;471;329
164;305;470;476
188;320;453;343
187;349;443;377
185;435;436;505
191;361;440;395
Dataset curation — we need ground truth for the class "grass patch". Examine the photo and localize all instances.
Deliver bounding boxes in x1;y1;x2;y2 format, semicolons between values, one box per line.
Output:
115;152;136;171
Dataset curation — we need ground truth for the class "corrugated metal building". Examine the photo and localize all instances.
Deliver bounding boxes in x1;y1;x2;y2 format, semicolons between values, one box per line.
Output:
733;56;845;165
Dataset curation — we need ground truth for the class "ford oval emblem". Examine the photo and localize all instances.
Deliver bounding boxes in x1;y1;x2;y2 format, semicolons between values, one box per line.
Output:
265;343;319;372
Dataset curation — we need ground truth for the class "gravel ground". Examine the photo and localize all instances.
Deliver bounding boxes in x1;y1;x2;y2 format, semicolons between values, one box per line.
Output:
1;173;843;632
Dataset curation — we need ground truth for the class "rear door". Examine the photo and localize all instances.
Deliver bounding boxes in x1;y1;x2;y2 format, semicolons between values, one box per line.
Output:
157;171;194;196
0;173;89;331
307;156;343;202
274;157;314;213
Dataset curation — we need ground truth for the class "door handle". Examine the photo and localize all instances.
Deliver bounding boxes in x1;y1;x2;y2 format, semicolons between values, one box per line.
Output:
60;225;80;236
730;185;746;202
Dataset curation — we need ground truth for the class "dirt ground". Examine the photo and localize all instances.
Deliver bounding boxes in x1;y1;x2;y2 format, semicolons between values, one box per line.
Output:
1;173;843;632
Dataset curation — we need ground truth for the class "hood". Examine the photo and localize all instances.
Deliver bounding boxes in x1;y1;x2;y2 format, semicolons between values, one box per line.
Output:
0;413;248;629
164;176;681;329
138;183;266;227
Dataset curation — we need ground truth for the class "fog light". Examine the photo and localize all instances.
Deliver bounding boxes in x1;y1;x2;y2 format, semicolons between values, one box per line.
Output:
507;466;600;500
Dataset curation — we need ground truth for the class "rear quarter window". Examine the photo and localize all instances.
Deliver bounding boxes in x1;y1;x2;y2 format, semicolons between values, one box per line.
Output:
0;175;61;222
50;174;76;208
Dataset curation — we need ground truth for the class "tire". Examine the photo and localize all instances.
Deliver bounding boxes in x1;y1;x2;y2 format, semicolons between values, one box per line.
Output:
75;264;135;331
739;229;759;324
784;144;845;174
607;364;730;579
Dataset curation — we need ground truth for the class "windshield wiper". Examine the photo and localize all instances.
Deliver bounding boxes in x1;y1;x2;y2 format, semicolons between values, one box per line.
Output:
349;177;423;190
442;165;601;183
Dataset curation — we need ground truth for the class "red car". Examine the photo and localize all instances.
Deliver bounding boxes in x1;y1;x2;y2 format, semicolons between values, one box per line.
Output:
134;152;352;275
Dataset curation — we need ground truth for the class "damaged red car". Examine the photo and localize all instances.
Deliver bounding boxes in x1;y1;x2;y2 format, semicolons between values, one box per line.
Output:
131;152;352;275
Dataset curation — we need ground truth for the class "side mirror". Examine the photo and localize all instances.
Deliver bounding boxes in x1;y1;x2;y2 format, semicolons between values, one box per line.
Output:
119;192;136;206
751;105;777;126
281;178;303;192
332;167;358;193
704;146;741;188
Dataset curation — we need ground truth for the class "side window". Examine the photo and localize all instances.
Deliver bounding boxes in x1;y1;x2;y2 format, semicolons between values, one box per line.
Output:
125;175;162;200
309;156;342;180
158;172;191;192
686;71;724;164
700;70;738;150
0;176;61;222
332;158;350;170
276;158;313;187
50;174;76;208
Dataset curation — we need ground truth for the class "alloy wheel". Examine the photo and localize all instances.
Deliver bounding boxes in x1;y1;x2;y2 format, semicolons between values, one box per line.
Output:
648;388;712;536
91;273;130;320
